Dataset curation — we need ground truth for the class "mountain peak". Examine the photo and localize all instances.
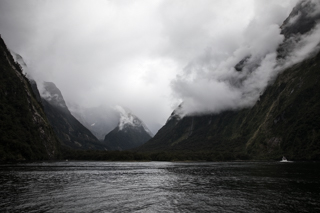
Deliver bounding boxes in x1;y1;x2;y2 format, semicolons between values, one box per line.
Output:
103;106;153;150
115;105;153;136
281;0;320;38
42;82;69;112
115;105;138;130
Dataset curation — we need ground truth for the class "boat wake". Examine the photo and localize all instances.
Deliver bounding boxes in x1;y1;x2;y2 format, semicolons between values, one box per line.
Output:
280;160;293;163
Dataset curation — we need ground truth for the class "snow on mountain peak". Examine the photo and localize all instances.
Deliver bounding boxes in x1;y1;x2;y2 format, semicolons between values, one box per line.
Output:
115;105;139;130
114;105;153;136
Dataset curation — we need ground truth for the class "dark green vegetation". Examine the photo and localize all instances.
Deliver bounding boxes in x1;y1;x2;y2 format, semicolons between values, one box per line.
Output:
139;52;320;161
246;53;320;160
61;149;244;162
1;0;319;162
104;125;151;151
138;1;320;161
39;82;107;150
0;36;60;161
42;99;107;150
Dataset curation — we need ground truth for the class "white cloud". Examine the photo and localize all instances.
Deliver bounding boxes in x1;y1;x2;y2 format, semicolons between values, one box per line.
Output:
170;0;320;116
0;0;309;133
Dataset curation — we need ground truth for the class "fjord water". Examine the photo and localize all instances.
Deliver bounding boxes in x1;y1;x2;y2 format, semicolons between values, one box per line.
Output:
0;161;319;212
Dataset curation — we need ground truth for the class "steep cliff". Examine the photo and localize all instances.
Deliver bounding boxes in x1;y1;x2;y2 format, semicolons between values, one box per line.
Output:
139;51;320;160
138;1;320;160
0;36;60;161
40;82;107;150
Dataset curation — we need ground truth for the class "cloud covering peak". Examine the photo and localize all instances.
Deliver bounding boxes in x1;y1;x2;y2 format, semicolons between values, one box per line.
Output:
171;0;320;116
1;0;314;131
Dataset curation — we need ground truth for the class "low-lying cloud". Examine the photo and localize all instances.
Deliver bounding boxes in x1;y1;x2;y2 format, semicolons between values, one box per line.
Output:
172;0;320;116
2;0;315;133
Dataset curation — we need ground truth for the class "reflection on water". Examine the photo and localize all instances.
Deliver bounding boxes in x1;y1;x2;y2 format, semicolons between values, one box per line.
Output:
0;161;319;212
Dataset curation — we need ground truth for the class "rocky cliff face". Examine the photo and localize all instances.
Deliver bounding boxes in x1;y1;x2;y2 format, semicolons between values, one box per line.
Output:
40;82;107;150
277;0;320;60
139;51;320;160
245;51;320;159
281;0;320;38
138;1;320;160
0;36;60;161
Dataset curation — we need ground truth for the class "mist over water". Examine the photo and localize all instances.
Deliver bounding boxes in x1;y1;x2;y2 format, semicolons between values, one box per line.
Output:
1;161;319;212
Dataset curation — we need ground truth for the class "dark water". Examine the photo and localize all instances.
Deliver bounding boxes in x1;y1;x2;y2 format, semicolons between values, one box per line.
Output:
0;161;319;213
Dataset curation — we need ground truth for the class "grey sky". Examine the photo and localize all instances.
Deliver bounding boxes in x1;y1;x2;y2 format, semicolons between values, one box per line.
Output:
0;0;300;133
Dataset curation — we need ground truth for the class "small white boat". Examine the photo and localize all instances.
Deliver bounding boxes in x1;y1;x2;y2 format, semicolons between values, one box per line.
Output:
280;156;292;162
281;156;287;162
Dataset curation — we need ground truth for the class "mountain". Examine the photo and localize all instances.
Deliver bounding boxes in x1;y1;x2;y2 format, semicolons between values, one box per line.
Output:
0;35;60;161
138;0;320;160
69;104;120;140
40;82;107;150
281;0;320;39
103;106;152;150
277;0;320;61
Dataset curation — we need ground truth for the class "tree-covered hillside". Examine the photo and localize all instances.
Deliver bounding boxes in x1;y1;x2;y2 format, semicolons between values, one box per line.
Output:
138;0;320;160
139;51;320;160
39;82;107;150
0;36;60;161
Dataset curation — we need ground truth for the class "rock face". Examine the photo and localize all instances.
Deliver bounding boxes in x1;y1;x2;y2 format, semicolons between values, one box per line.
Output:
281;0;320;38
103;106;152;150
277;0;320;60
0;36;60;161
140;51;320;160
40;82;107;150
138;1;320;160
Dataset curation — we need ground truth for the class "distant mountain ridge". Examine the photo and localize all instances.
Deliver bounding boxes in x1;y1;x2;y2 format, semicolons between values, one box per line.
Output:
116;106;153;137
104;106;152;150
39;81;107;150
1;0;319;161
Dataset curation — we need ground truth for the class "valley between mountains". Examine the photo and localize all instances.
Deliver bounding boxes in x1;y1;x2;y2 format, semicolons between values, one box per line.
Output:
1;0;320;161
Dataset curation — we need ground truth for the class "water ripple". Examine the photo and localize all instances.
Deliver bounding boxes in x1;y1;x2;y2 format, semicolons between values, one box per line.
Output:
0;161;319;212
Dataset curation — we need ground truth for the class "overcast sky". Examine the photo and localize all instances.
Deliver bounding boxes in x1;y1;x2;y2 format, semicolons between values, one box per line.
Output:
0;0;303;133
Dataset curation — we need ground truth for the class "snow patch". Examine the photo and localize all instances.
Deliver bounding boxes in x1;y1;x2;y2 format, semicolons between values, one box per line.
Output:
114;105;153;136
114;105;136;130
